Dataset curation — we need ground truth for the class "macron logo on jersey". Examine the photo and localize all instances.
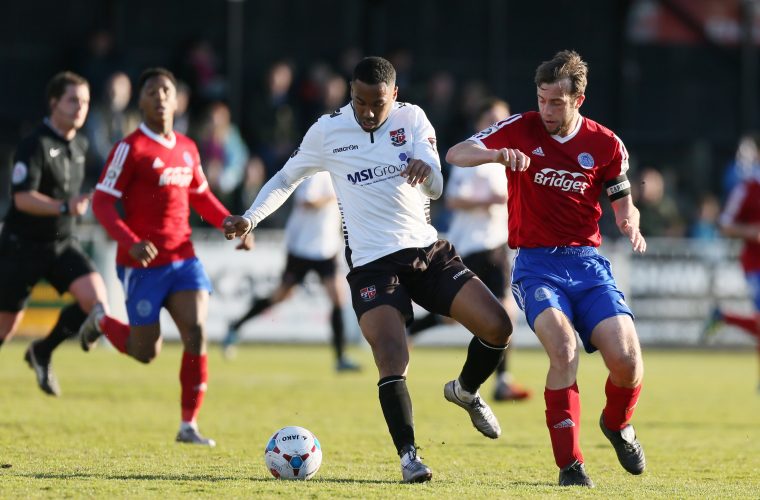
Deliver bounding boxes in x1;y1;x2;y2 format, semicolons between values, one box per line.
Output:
534;168;589;194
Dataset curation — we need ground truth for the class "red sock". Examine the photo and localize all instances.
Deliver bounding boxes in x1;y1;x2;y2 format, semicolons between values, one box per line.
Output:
722;312;760;339
180;352;208;423
99;315;130;354
602;377;641;431
544;382;583;468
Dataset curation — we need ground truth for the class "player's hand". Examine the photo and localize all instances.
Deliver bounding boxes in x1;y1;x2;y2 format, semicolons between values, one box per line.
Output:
619;219;647;253
69;192;92;216
223;215;252;240
400;159;432;187
494;148;530;172
236;232;254;251
129;240;158;267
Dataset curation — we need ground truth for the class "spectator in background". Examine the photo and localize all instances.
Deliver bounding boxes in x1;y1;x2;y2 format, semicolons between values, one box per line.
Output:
249;60;300;180
423;71;458;155
198;101;249;206
74;29;128;103
723;133;760;197
338;46;363;82
322;73;348;113
688;193;721;240
229;155;267;216
173;80;192;136
175;37;227;109
84;71;140;187
297;61;333;128
634;167;685;237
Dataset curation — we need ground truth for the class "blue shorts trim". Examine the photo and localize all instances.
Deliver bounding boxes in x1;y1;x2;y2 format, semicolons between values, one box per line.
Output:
510;247;634;353
117;257;212;326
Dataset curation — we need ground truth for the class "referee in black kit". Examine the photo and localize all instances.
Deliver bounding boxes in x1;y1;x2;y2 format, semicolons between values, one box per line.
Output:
0;71;112;396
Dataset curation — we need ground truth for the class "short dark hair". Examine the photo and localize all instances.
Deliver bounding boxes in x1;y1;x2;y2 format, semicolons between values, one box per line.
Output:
352;56;396;86
46;71;89;107
137;67;176;93
534;50;588;98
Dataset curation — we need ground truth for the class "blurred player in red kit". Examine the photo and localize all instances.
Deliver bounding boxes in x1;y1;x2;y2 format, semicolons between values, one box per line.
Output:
703;168;760;391
448;50;647;487
79;67;252;446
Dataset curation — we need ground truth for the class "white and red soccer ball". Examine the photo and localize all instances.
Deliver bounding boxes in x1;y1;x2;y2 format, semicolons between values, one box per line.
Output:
264;426;322;480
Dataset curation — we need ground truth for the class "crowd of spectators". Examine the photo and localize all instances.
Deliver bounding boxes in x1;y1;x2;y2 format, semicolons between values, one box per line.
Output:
6;32;757;242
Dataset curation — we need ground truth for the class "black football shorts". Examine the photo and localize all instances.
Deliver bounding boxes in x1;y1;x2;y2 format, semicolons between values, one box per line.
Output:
0;232;96;312
346;239;475;325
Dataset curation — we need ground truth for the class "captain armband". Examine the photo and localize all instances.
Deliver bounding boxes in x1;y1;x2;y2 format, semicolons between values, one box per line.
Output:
605;175;631;201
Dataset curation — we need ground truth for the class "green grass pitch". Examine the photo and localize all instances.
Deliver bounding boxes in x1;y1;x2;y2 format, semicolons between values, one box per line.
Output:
1;341;758;498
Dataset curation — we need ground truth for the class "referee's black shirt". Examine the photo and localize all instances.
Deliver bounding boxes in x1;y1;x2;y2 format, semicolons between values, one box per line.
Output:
3;120;87;242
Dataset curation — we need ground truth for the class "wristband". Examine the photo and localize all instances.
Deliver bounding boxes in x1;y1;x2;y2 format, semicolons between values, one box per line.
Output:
59;200;70;215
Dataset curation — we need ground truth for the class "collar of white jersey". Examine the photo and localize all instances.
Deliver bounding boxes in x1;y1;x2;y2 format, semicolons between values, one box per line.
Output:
139;122;177;149
550;115;583;144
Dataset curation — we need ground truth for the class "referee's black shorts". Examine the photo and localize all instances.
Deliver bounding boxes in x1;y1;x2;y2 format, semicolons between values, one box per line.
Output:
0;232;96;312
346;239;475;325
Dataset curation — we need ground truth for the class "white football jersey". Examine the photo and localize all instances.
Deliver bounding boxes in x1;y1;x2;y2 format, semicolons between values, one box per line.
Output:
248;101;441;267
445;163;509;256
284;171;342;260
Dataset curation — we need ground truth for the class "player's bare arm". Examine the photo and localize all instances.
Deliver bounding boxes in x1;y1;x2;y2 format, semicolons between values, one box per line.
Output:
447;140;530;172
719;222;760;243
611;196;647;253
129;240;159;267
446;193;507;211
223;215;252;240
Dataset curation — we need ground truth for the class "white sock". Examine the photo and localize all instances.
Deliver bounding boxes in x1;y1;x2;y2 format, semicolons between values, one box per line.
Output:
180;421;198;432
454;379;476;403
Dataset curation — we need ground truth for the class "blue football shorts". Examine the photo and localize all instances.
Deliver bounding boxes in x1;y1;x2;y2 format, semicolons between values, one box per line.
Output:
510;246;634;353
746;271;760;311
116;257;213;326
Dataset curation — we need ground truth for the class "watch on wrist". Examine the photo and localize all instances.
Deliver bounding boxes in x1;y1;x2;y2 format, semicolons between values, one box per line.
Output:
59;201;69;215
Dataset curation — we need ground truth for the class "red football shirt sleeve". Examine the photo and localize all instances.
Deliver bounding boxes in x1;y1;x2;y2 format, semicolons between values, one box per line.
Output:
92;141;142;247
190;188;230;229
604;134;631;182
92;190;142;247
189;148;230;228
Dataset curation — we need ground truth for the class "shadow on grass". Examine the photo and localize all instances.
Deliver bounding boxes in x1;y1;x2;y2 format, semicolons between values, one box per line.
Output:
22;472;394;484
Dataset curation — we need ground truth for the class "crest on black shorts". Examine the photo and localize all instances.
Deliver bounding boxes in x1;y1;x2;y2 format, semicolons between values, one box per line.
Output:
360;285;377;302
389;128;406;147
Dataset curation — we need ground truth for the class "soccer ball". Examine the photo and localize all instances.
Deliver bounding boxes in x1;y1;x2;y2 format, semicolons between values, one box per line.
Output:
264;426;322;480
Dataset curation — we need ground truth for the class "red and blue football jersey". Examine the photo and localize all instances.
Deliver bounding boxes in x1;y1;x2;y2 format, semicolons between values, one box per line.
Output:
94;124;218;267
470;111;629;248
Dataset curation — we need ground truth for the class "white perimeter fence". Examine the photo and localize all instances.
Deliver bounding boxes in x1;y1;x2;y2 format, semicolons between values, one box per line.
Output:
85;228;754;348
